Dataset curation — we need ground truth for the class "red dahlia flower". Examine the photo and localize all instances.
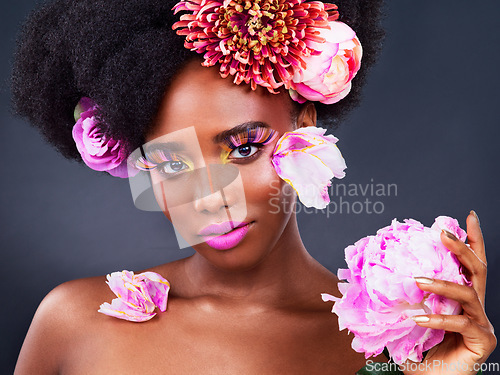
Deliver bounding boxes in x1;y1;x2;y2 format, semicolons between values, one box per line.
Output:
172;0;339;92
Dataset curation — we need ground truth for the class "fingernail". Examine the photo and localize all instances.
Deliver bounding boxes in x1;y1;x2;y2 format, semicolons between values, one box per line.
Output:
470;210;480;225
442;229;457;241
412;316;430;323
414;276;434;284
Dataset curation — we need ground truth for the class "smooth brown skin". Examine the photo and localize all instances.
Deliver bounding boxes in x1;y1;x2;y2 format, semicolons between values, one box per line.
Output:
15;61;494;374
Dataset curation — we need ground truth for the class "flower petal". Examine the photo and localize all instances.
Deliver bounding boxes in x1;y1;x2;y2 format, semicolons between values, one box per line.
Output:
99;270;171;322
98;298;156;322
271;127;346;208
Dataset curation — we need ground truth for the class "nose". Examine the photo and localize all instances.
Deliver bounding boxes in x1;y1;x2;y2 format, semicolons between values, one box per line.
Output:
193;164;239;214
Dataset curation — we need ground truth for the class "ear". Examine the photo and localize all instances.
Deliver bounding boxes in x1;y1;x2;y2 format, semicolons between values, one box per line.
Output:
296;102;317;129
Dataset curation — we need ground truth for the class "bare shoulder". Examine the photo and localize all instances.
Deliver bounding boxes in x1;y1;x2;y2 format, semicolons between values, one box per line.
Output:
14;258;191;375
40;274;114;323
29;257;187;325
294;256;341;310
14;275;108;374
14;259;186;375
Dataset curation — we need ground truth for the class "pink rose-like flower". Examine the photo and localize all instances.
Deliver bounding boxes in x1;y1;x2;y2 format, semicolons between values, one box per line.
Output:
290;21;362;104
72;97;129;178
271;126;346;209
98;270;170;322
322;216;470;365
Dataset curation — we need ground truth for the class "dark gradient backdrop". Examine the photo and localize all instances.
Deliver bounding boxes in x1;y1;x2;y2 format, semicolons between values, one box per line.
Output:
1;0;499;374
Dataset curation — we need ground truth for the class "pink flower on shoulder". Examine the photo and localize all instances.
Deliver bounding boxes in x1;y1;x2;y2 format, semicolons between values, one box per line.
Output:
290;21;362;104
72;97;129;178
98;270;170;322
271;126;346;209
322;216;470;365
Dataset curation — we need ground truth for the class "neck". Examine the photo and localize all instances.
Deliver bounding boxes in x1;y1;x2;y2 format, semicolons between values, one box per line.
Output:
182;213;316;304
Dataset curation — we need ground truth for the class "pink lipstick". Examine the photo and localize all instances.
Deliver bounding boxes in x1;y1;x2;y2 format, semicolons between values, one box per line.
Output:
198;221;252;250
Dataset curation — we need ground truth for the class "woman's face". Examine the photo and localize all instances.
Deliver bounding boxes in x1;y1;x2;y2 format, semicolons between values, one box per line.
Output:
143;59;311;271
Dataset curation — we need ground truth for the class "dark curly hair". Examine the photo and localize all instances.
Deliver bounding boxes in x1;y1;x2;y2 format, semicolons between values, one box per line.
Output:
11;0;384;165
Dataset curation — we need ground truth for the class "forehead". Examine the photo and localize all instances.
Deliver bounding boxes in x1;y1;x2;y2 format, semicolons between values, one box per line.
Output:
146;60;295;142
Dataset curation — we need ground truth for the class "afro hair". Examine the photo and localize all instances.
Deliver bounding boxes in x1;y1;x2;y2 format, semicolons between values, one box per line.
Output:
11;0;385;165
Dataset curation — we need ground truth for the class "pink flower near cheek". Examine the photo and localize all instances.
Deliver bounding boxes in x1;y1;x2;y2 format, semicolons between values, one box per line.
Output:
271;127;346;209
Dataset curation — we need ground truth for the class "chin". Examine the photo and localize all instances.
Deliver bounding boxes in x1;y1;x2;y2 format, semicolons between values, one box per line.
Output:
201;251;271;273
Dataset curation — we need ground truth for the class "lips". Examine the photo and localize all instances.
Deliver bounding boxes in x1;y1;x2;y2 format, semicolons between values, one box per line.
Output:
198;221;249;236
198;221;253;250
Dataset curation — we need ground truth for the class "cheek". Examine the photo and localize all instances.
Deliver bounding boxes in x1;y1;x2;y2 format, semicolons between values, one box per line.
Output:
151;184;172;221
240;152;296;215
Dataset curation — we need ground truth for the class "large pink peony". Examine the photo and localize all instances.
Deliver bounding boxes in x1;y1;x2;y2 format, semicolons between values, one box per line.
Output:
322;216;470;364
290;21;362;104
98;270;170;322
72;97;129;178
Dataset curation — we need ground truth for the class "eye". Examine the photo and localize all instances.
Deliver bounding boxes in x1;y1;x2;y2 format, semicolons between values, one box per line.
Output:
157;160;190;176
228;144;261;159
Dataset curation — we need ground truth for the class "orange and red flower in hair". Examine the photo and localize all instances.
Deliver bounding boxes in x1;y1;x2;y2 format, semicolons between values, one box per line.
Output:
172;0;340;93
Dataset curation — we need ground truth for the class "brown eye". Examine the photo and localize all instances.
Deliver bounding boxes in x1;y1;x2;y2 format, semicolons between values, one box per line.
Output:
229;144;260;159
169;161;185;171
159;160;190;175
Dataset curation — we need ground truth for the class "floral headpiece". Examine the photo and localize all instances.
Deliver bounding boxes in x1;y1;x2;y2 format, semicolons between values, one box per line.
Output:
72;0;354;205
172;0;362;104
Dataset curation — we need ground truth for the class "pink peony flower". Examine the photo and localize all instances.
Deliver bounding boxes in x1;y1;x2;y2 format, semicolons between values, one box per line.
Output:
290;21;362;104
98;270;170;322
72;97;129;178
271;126;346;209
322;216;470;365
172;0;339;93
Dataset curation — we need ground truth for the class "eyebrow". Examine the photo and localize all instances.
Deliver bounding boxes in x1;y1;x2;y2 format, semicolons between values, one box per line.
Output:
142;141;184;154
212;121;271;144
140;122;271;157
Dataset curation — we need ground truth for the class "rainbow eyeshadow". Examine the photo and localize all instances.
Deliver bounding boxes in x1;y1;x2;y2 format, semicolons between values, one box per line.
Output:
220;125;278;161
134;148;191;172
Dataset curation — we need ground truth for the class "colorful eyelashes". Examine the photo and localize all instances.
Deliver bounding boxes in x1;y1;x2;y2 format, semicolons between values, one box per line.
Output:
135;126;278;171
220;126;278;153
134;149;191;171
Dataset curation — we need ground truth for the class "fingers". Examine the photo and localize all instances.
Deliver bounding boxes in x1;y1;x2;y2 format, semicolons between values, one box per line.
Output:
440;214;487;303
411;313;496;359
441;229;487;276
414;277;488;325
411;313;474;336
466;210;486;260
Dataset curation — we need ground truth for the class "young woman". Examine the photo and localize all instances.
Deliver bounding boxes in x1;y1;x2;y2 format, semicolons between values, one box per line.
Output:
10;0;496;373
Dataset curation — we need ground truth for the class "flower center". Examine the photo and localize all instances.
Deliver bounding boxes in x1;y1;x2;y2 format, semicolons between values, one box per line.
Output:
219;0;287;53
245;15;264;33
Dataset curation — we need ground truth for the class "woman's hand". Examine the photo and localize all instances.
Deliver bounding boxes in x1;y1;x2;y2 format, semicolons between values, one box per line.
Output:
401;211;496;375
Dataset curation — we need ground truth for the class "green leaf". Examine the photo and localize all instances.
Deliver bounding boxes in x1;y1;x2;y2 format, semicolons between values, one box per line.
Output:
356;347;405;374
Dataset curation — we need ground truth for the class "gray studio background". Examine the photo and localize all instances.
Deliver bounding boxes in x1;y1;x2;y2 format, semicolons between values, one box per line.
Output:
1;0;499;374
